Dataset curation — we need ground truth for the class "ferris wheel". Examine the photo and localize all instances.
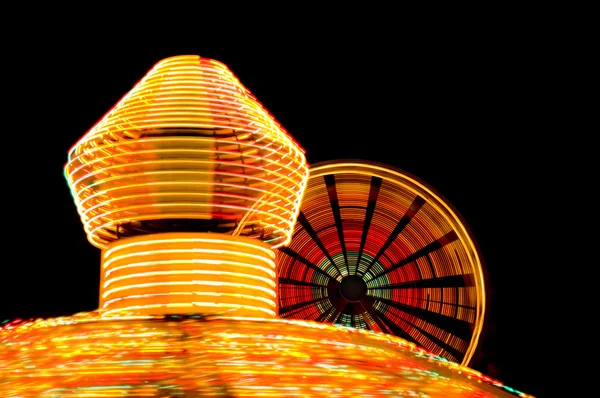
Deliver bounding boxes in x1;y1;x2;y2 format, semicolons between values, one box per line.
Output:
277;161;487;365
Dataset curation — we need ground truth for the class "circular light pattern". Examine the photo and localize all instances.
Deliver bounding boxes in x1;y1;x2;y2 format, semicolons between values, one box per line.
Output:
65;55;308;250
100;232;277;318
0;314;531;397
277;161;486;365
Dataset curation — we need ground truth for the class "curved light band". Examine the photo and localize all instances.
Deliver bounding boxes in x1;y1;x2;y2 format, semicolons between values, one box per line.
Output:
65;55;308;249
277;161;486;366
100;233;277;318
0;314;532;397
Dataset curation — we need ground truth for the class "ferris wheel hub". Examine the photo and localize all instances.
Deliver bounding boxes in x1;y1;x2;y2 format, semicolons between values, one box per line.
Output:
339;275;368;302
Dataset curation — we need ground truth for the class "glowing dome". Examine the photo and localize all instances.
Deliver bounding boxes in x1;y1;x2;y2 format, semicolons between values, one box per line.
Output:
0;56;532;397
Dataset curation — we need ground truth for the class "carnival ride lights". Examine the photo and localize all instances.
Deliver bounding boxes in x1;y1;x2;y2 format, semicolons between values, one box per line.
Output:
100;233;278;318
63;54;308;318
0;55;532;397
65;55;306;251
277;161;486;366
1;314;531;397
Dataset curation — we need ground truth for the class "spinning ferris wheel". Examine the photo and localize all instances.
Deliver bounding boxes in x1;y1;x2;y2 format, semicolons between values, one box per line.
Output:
277;161;487;365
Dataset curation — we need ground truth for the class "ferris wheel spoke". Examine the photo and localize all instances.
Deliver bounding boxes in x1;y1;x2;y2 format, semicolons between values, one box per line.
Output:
370;273;475;290
365;298;461;360
278;277;329;289
385;309;463;361
279;296;331;317
363;300;418;345
314;306;334;322
328;300;348;324
324;174;350;275
375;296;472;342
359;314;373;331
360;195;426;278
356;176;382;276
297;211;344;278
369;230;459;283
349;304;358;328
279;246;338;282
357;296;391;334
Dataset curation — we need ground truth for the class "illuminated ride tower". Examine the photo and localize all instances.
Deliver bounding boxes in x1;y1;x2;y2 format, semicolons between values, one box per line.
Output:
0;56;531;397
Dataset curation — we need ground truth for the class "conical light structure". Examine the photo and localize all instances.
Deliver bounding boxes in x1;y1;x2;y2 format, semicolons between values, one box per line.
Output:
65;55;307;250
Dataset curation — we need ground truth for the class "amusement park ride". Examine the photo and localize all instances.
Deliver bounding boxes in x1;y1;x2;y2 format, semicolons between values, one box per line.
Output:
0;55;532;397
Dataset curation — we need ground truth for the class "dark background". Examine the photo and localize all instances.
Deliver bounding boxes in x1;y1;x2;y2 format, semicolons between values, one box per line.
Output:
1;22;560;397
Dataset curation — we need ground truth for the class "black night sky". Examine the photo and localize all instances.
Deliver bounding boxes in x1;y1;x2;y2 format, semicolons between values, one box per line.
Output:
2;23;558;397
